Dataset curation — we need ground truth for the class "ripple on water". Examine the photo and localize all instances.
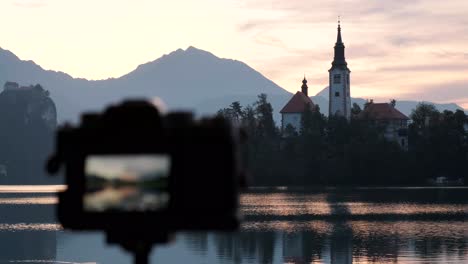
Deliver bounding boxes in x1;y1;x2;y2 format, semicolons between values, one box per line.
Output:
0;223;62;231
7;261;96;264
0;185;66;193
0;197;58;205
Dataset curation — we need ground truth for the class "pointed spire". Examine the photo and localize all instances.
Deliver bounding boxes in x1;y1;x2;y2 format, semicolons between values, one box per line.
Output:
301;75;308;96
337;16;343;44
331;17;347;69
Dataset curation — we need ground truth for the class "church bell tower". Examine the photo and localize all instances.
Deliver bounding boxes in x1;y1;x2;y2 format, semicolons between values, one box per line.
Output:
329;19;351;120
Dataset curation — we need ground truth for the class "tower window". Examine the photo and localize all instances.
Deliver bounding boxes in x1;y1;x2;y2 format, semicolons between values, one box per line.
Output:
335;92;340;97
347;74;350;85
333;74;341;84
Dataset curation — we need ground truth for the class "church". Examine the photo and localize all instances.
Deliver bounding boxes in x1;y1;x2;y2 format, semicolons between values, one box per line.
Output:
328;20;351;120
279;20;410;149
280;20;351;133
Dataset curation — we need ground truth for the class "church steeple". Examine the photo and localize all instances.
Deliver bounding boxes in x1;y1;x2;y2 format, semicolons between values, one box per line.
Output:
301;75;308;96
332;18;347;69
329;18;351;121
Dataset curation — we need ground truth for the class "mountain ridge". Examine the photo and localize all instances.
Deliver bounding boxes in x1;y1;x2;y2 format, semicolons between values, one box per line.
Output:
0;46;465;123
314;86;465;116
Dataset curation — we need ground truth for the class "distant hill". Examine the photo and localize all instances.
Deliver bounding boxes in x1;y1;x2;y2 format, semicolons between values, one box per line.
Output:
0;46;289;122
0;46;465;124
314;87;465;117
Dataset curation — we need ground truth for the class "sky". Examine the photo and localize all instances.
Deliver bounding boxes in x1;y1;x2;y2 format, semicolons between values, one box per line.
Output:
1;0;468;108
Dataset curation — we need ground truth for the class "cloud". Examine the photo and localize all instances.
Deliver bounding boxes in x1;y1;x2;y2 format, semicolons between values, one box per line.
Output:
347;44;389;59
404;80;468;103
12;0;47;8
253;33;287;49
388;36;432;47
378;63;468;72
4;0;468;109
431;51;468;60
232;0;468;108
238;20;282;32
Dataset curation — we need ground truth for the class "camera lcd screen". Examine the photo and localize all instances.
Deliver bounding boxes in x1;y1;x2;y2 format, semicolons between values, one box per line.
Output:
84;155;170;212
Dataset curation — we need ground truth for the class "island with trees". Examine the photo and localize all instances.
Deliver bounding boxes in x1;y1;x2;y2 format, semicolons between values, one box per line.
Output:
217;94;468;186
0;82;58;184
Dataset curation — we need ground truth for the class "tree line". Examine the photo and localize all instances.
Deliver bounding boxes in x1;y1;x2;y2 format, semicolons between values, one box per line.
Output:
217;94;468;186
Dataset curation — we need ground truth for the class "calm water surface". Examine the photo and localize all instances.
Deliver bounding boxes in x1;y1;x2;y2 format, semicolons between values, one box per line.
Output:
0;186;466;263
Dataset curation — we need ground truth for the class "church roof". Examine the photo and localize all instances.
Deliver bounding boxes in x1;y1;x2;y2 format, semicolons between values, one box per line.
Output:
330;20;348;71
358;103;409;120
280;91;315;113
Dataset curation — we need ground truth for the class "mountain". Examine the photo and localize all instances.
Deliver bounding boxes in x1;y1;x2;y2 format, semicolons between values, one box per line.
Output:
0;46;465;124
0;46;290;123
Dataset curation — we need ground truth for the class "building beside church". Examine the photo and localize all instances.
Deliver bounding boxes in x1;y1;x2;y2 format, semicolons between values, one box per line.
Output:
280;77;316;135
329;21;351;120
357;102;410;150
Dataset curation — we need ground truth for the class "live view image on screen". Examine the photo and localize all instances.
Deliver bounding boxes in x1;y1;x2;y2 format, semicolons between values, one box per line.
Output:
84;155;170;212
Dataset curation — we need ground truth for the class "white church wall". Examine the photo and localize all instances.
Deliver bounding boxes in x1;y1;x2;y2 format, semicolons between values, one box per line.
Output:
345;73;352;120
329;68;351;120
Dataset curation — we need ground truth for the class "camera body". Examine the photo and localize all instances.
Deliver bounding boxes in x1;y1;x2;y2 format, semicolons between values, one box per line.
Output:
48;100;242;234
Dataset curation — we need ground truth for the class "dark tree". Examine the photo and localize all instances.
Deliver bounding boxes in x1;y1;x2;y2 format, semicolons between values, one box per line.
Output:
351;103;362;117
410;102;439;129
254;94;277;138
217;95;467;186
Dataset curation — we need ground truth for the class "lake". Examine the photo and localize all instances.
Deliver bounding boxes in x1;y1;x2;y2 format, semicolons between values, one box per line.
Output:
0;186;466;263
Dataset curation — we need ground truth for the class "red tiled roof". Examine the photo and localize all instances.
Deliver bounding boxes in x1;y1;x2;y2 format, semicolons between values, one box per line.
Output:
280;91;315;113
358;103;409;120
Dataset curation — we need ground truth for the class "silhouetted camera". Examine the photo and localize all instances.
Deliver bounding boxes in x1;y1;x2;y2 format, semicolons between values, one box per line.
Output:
47;100;243;235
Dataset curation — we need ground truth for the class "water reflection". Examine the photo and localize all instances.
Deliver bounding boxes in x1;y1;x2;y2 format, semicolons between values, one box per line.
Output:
207;220;468;264
242;189;468;221
327;192;353;264
0;196;57;205
212;231;277;263
208;188;467;264
0;185;66;193
0;223;61;231
0;230;56;262
0;187;466;263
